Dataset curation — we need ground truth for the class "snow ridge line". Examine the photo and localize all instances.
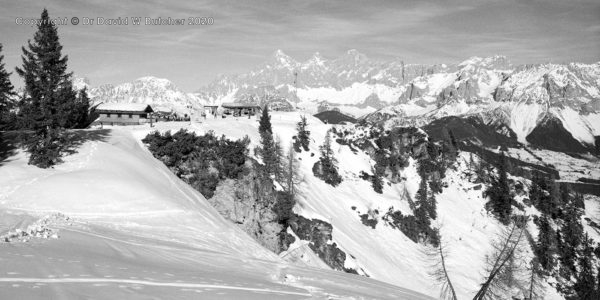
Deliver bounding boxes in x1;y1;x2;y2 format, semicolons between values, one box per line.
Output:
0;277;312;296
0;208;190;218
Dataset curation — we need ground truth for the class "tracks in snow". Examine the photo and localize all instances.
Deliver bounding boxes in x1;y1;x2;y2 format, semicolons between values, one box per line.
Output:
0;277;311;296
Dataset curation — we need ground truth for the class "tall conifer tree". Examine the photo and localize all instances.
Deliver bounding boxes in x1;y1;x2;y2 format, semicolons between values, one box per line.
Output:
16;9;82;167
258;105;276;174
486;152;513;223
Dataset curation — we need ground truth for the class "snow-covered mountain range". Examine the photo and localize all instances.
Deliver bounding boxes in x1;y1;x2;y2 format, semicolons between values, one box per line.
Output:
193;50;600;152
194;49;448;115
76;50;599;152
365;57;600;150
75;76;203;115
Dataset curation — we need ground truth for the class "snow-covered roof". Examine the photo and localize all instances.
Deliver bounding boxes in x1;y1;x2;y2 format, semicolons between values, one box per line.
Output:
221;102;261;108
96;103;154;113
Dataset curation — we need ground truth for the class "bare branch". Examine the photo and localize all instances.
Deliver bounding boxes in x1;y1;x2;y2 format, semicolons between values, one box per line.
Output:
474;217;528;300
426;228;458;300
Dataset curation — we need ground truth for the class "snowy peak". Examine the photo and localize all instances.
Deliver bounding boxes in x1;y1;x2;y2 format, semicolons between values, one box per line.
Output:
365;57;600;150
304;52;327;67
496;62;600;105
458;55;511;70
270;49;299;69
87;76;202;113
195;49;441;112
135;76;174;86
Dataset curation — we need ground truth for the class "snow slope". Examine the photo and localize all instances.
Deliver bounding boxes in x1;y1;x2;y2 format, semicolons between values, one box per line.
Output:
126;112;570;299
0;129;431;299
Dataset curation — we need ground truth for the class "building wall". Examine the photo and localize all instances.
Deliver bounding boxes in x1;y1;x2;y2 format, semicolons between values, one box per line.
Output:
98;113;147;125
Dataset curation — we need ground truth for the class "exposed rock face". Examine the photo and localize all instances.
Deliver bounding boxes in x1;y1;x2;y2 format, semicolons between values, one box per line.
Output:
526;116;592;154
398;83;426;103
289;215;348;272
209;162;288;254
359;93;386;109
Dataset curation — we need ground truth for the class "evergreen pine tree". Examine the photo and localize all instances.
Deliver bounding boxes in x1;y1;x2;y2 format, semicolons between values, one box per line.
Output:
371;166;383;194
529;173;544;210
416;175;429;212
0;43;16;126
486;152;513;223
315;129;342;186
61;86;90;129
258;105;272;135
535;215;556;271
273;135;285;183
572;234;599;299
558;203;584;279
15;9;78;167
257;105;276;174
295;115;310;151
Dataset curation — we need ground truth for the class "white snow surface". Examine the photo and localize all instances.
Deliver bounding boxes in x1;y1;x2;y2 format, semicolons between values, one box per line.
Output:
95;103;152;112
296;82;404;105
110;112;574;299
0;128;431;299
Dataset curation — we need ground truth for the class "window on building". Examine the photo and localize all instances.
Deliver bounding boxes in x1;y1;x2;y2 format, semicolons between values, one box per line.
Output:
117;114;122;118
106;113;111;117
129;114;133;118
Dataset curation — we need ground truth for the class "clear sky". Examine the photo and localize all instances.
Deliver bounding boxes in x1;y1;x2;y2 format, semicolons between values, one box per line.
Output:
1;0;599;92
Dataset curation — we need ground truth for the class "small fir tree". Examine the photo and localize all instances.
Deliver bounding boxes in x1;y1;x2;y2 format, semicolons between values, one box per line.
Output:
315;129;342;186
258;105;272;135
295;115;310;151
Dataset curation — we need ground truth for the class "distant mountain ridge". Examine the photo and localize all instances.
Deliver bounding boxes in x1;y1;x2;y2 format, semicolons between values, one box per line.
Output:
365;59;600;151
194;49;450;114
75;50;599;152
75;76;202;114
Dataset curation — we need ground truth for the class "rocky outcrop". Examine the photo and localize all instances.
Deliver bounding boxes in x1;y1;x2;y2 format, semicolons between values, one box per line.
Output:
398;83;426;103
289;215;349;272
359;93;386;109
209;161;290;254
526;116;592;154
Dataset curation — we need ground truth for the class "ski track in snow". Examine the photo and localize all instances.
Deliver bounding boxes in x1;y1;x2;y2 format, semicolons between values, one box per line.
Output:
0;277;312;296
